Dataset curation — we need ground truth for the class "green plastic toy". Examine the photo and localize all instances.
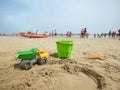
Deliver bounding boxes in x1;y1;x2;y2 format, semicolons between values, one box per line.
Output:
56;40;73;59
16;48;49;70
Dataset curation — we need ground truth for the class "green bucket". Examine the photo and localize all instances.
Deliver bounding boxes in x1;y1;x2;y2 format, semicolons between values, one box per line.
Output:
56;40;73;59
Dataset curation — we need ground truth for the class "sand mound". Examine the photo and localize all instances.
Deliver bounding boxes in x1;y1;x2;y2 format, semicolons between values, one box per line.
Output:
0;56;120;90
0;59;109;90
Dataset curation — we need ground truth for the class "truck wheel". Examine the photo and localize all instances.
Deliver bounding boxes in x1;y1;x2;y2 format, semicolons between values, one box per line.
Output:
37;58;47;65
20;60;32;70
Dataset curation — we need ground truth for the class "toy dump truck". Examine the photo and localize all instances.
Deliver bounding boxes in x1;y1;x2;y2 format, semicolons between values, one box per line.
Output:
16;48;49;70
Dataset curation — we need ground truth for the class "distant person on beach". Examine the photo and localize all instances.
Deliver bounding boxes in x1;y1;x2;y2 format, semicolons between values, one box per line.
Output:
104;33;107;38
118;29;120;36
101;33;103;38
66;31;69;37
80;28;87;38
97;34;100;38
69;31;72;37
43;32;48;36
54;30;57;36
84;28;87;38
108;30;112;38
66;31;72;37
112;31;116;39
52;31;54;37
94;34;96;38
80;29;84;38
36;30;39;35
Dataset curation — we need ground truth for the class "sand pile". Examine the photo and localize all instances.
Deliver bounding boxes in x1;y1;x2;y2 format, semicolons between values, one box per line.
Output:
0;60;101;90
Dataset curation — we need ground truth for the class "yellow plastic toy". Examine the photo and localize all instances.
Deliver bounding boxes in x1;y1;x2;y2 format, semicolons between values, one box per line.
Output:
37;49;49;65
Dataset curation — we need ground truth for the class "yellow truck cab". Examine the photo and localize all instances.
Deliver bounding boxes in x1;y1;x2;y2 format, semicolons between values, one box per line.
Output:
37;49;49;65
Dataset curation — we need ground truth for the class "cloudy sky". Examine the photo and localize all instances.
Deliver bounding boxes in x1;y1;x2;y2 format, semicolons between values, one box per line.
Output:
0;0;120;34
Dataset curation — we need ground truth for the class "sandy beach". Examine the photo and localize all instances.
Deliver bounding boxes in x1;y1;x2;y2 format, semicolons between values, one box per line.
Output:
0;36;120;90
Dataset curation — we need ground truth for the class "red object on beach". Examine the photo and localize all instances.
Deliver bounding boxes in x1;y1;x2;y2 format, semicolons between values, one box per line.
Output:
19;32;49;38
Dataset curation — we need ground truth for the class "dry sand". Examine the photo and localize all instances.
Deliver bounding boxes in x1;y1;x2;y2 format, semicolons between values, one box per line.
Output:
0;36;120;90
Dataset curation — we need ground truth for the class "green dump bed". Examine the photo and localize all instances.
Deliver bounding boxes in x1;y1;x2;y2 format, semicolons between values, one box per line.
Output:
16;48;38;60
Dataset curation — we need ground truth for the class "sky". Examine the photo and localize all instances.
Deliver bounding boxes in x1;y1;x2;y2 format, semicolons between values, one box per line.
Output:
0;0;120;34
